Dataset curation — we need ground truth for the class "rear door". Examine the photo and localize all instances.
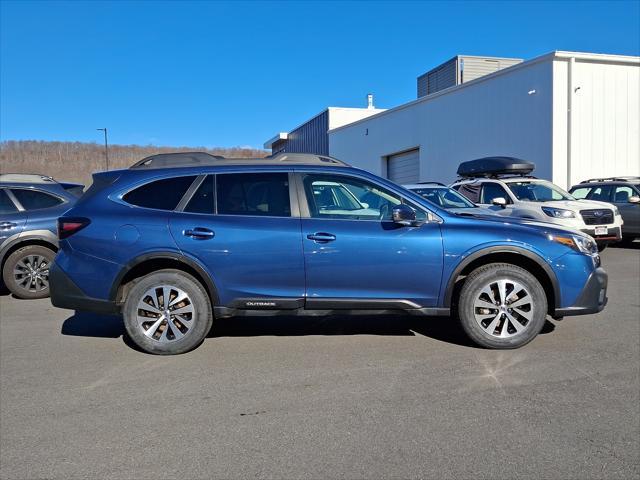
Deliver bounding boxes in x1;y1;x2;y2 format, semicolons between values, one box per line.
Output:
0;189;27;248
169;172;305;307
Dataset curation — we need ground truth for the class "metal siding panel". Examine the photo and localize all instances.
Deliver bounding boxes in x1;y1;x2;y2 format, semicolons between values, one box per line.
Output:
461;57;522;83
280;111;329;155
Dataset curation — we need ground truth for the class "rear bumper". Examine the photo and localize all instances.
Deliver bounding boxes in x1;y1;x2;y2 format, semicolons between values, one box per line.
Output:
49;261;119;314
555;267;608;317
580;226;621;244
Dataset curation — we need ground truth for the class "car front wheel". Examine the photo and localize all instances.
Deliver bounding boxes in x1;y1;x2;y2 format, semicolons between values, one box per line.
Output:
457;263;548;349
122;269;213;355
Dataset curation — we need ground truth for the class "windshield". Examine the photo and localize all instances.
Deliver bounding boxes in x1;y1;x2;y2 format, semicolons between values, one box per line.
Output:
411;186;476;209
507;181;575;202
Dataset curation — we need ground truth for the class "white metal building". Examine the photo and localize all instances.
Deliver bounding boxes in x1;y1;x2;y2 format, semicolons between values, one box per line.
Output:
328;51;639;189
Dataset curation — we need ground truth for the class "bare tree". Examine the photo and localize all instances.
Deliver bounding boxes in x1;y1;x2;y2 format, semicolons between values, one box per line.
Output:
0;140;268;185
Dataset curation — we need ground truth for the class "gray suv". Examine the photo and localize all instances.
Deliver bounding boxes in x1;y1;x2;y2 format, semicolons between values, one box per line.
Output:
569;177;640;245
0;174;83;298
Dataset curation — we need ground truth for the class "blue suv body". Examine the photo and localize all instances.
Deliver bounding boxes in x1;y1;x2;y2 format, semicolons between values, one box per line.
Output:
50;153;608;354
1;174;83;298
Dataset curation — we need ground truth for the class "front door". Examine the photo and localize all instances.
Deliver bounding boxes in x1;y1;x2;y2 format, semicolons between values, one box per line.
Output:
297;172;443;308
169;172;305;308
612;185;640;235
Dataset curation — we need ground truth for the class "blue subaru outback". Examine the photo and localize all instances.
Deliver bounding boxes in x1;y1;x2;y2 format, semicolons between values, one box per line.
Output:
50;153;608;354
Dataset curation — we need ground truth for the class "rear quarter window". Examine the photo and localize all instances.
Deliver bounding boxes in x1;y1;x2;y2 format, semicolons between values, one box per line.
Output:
123;176;197;210
455;183;481;203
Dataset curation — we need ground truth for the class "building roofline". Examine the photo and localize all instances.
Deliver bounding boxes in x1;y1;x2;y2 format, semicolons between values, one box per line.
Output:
263;132;288;149
263;106;386;148
330;50;640;134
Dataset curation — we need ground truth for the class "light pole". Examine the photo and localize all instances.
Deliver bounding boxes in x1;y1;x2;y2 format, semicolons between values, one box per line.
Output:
96;128;109;170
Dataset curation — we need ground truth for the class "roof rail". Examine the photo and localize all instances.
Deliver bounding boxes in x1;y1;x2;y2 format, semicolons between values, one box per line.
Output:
580;176;640;183
0;173;57;184
415;181;446;186
129;151;350;170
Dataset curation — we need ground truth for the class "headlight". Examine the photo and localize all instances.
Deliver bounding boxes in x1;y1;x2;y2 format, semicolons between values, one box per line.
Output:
542;207;576;219
549;234;598;254
613;206;620;216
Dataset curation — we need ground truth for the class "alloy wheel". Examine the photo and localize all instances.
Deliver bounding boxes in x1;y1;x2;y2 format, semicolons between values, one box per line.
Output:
136;285;195;343
13;255;50;293
473;279;533;338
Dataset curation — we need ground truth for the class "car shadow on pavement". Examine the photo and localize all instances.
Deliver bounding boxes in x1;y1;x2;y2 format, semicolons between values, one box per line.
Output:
61;311;124;338
610;240;639;250
61;311;555;350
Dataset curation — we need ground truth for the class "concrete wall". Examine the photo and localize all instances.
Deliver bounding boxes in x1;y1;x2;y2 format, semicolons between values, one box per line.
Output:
329;58;555;185
552;55;640;188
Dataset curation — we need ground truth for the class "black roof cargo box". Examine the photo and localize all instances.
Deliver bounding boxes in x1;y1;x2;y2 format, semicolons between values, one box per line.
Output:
457;156;535;178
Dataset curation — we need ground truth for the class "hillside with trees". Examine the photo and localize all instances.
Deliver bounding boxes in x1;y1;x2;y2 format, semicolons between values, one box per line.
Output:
0;140;269;185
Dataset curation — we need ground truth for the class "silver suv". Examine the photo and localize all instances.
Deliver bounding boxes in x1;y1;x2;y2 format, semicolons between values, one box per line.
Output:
451;157;624;248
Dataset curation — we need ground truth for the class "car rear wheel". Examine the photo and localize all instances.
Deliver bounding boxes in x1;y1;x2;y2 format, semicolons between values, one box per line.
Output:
2;245;55;299
122;269;213;355
457;263;547;349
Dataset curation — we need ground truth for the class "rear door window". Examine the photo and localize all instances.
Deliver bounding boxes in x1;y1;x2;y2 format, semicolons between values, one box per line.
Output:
184;175;215;214
455;183;481;203
0;190;18;214
216;173;291;217
123;176;197;210
10;189;63;210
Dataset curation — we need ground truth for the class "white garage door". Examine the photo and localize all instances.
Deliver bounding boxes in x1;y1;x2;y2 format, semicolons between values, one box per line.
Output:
387;149;420;184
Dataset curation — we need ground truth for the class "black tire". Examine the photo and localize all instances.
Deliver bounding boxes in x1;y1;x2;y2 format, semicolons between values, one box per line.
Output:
122;269;213;355
457;263;547;349
597;243;607;252
2;245;55;299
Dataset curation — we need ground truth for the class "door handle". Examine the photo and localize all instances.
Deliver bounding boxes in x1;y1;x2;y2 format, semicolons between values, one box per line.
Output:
0;222;17;230
184;227;215;239
307;232;336;243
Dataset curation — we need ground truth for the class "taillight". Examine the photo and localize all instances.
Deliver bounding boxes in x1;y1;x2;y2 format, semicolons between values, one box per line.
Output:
58;217;90;239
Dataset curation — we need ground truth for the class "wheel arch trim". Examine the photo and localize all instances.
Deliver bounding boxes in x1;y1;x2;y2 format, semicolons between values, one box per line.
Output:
443;245;561;310
0;230;58;267
108;251;220;306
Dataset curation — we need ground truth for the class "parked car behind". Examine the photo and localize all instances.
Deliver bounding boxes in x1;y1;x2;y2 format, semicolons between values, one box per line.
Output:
451;157;624;249
51;152;607;355
569;177;640;245
403;182;495;216
0;174;83;298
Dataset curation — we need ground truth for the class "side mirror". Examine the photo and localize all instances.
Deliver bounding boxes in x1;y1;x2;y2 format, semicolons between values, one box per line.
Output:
392;204;416;226
492;197;507;208
629;196;640;204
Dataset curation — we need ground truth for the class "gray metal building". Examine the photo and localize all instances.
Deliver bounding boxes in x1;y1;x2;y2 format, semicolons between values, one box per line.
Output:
417;55;522;97
264;99;386;156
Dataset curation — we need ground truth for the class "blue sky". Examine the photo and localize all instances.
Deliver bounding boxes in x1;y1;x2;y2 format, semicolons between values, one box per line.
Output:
1;0;639;149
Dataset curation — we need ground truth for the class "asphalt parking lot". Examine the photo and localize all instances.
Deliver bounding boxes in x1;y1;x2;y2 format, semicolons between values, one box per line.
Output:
0;245;638;480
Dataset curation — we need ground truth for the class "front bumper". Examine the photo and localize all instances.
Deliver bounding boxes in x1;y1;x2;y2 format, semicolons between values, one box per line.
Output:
580;226;622;244
49;261;119;314
555;267;608;317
